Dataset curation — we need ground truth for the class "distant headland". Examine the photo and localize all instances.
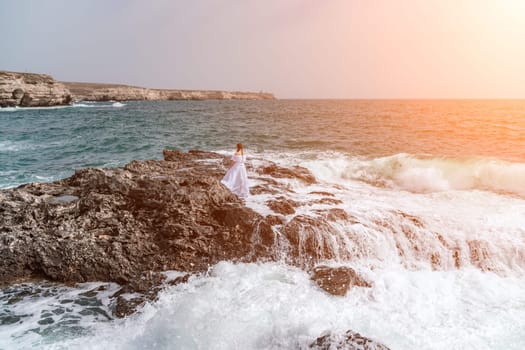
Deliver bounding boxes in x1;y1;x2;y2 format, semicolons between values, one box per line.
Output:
0;70;275;108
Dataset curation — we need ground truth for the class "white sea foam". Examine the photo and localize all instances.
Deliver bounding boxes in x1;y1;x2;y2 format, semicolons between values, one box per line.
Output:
287;152;525;197
36;262;525;350
0;281;119;350
243;150;525;274
72;103;94;108
0;106;18;112
0;105;72;111
72;102;125;108
0;140;35;152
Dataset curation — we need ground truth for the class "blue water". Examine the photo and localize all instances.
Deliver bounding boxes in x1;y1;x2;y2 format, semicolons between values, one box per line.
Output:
2;99;525;189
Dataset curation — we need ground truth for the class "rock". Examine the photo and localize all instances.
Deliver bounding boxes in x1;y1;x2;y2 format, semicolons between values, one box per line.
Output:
0;150;276;287
308;191;335;197
314;208;351;222
114;296;145;318
0;71;72;107
167;274;191;286
311;265;371;296
12;88;24;99
283;216;344;264
0;149;367;311
62;81;275;102
0;70;274;108
307;197;343;206
467;240;494;272
260;163;316;184
265;215;285;226
310;330;391;350
267;196;299;215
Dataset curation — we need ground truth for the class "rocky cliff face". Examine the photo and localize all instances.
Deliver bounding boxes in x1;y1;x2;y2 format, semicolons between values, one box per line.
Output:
0;71;72;107
0;150;276;286
62;81;275;101
0;70;275;107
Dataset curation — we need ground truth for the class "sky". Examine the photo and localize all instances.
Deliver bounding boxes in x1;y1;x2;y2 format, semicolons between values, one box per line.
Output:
1;0;525;99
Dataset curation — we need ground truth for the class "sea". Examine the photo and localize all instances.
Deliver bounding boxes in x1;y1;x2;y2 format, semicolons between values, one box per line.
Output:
1;100;525;349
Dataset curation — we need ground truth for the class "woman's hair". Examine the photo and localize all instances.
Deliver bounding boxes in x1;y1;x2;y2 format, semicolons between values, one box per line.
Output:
236;143;243;155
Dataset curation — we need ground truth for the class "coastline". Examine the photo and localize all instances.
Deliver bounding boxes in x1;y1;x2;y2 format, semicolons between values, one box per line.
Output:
0;70;275;108
62;81;275;102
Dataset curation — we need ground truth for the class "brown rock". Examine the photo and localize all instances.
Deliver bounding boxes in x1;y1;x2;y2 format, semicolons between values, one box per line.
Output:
0;71;72;107
311;265;371;296
283;215;345;264
0;150;275;287
310;330;391;350
260;163;316;184
267;196;299;215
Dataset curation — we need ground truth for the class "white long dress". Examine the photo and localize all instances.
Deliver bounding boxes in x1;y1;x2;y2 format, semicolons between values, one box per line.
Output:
221;153;250;198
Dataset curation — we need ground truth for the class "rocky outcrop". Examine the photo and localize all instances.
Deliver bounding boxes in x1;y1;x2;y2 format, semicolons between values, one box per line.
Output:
0;70;275;108
1;150;361;293
62;81;275;101
0;71;72;107
311;265;371;296
310;330;391;350
0;150;277;287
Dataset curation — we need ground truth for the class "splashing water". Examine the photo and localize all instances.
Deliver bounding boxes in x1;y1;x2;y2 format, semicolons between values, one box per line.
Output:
1;100;525;349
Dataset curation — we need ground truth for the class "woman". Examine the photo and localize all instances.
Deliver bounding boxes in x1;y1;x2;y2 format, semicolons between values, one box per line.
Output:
221;143;250;198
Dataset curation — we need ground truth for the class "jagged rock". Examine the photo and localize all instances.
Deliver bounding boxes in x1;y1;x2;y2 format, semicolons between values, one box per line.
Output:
0;148;360;315
114;295;145;318
0;71;72;107
311;265;371;296
267;196;299;215
260;163;316;184
265;215;285;226
314;208;351;222
283;216;343;264
0;150;276;287
310;330;390;350
250;184;280;195
308;197;343;205
309;191;335;197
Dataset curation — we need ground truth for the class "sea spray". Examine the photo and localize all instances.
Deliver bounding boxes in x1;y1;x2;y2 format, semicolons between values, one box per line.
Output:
20;262;525;350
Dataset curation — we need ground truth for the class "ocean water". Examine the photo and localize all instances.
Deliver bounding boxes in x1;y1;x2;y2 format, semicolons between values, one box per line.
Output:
1;100;525;349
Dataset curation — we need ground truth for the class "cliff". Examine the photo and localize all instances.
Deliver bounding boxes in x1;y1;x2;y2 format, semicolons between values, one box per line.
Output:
63;81;275;101
0;70;275;107
0;71;72;107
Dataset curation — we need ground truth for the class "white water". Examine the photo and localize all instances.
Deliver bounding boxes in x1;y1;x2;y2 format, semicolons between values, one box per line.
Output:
23;262;525;350
245;151;525;272
0;102;126;112
264;151;525;197
2;151;525;349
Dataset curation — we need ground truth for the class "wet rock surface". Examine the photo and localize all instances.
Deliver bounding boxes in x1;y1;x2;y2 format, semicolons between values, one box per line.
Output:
0;150;357;315
311;265;371;296
266;196;299;215
310;330;391;350
0;150;277;287
260;163;316;184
